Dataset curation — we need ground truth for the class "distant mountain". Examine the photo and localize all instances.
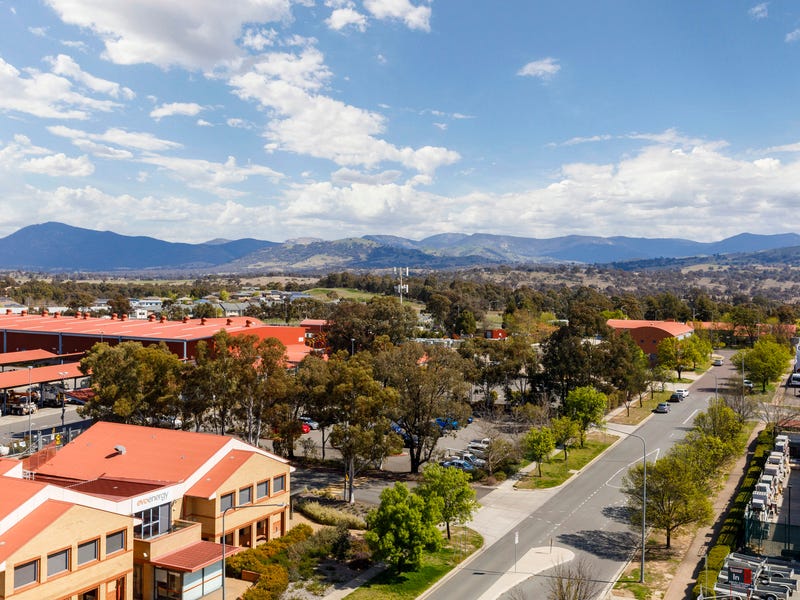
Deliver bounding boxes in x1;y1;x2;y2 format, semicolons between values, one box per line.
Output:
1;222;800;273
0;222;277;271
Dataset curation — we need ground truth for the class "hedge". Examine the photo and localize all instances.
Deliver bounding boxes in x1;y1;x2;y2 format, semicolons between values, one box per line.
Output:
692;427;773;598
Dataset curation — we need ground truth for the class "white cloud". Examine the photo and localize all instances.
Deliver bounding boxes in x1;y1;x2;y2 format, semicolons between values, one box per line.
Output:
749;3;768;19
45;54;135;99
240;27;278;51
29;26;48;37
326;8;368;32
138;154;284;198
150;102;204;120
0;57;119;119
48;125;183;152
787;29;800;43
229;49;460;173
0;135;94;176
518;57;561;79
226;118;252;129
363;0;431;31
61;40;88;52
433;123;446;131
45;0;293;70
197;119;213;127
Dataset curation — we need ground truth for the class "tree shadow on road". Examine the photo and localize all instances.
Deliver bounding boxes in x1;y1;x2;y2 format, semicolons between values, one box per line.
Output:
557;530;637;561
601;505;631;524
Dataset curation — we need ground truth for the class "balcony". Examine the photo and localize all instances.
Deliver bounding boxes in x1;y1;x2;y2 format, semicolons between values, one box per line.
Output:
134;519;202;562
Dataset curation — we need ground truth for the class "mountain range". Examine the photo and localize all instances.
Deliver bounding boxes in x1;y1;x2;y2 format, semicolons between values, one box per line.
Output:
1;222;800;274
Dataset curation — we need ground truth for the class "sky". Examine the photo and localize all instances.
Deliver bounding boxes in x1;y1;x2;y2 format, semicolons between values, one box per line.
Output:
2;1;800;245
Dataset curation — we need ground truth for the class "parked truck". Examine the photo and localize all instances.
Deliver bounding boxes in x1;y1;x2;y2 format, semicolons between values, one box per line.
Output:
5;391;38;415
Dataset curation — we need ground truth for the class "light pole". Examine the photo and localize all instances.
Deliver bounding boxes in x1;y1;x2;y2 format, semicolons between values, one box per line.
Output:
221;502;287;600
58;371;68;430
350;338;355;356
27;366;33;449
606;426;647;583
711;373;719;400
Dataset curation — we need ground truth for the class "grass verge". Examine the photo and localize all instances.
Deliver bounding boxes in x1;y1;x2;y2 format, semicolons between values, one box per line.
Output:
514;432;617;490
344;527;483;600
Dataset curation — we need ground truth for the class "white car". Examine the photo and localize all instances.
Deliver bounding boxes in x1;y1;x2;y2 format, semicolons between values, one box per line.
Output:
300;416;320;430
674;389;690;399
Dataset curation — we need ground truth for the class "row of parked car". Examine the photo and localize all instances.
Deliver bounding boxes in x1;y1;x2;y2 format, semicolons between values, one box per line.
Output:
712;551;799;599
441;438;491;472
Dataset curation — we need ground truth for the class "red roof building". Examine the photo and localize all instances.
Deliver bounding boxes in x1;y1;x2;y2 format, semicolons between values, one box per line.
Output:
606;319;694;360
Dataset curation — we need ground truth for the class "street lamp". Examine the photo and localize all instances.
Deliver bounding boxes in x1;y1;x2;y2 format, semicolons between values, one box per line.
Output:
58;371;68;430
711;373;719;401
221;502;287;600
27;366;33;450
606;426;647;583
350;338;355;356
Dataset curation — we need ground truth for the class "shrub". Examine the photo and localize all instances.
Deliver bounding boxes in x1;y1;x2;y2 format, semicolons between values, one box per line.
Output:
242;564;289;600
296;500;367;529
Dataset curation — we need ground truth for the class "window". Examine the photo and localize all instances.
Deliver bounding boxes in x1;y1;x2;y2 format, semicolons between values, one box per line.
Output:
106;530;125;554
256;480;269;499
15;559;38;587
239;486;252;505
134;503;171;539
220;492;234;512
77;539;99;565
47;549;70;577
273;474;285;494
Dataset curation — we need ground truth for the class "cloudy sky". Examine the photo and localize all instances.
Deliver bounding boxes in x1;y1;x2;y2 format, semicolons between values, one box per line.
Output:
1;1;800;244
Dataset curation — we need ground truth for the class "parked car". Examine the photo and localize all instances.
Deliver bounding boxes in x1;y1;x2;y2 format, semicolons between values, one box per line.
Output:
458;451;487;469
655;402;671;413
468;438;491;452
441;459;475;472
674;389;690;399
668;392;683;402
300;416;319;430
743;379;754;392
299;422;311;434
435;417;460;431
712;357;724;366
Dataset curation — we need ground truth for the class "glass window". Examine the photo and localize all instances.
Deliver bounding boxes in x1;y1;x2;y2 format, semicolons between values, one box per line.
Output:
220;492;234;512
239;486;252;505
256;480;269;499
273;474;285;493
77;539;98;565
106;530;125;554
133;503;172;539
15;559;38;588
47;549;70;577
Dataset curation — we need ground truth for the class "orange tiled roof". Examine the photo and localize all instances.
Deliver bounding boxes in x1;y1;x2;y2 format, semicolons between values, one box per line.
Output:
0;500;72;563
0;362;83;389
0;349;59;366
0;477;49;521
606;319;694;337
31;422;231;484
151;540;238;572
185;450;253;499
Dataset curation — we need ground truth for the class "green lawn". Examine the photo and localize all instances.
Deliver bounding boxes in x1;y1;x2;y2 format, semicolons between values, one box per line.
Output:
610;390;672;426
345;527;483;600
514;433;618;490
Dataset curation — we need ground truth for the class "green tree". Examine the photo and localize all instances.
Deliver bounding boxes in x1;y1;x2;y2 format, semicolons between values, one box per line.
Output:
657;336;688;380
365;483;442;571
563;386;607;447
682;334;712;370
373;342;471;473
734;339;793;392
692;399;744;452
416;463;478;540
540;326;595;403
602;331;649;416
622;454;713;548
79;341;183;425
729;304;763;346
326;353;402;503
523;426;556;477
550;416;580;464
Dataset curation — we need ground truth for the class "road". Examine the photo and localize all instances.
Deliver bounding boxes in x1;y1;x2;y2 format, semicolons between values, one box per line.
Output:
0;404;91;450
430;355;738;600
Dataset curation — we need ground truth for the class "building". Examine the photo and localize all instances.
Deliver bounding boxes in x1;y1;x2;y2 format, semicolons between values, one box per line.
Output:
0;422;292;600
0;312;314;365
606;319;694;362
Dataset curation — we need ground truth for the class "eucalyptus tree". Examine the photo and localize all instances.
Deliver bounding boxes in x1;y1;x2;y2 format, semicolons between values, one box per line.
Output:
373;342;471;473
79;341;183;426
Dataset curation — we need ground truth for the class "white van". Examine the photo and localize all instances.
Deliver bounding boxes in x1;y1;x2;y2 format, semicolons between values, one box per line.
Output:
789;373;800;387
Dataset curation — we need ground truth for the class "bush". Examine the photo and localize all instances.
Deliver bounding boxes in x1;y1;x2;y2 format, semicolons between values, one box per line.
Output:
242;564;289;600
296;500;367;529
225;523;314;578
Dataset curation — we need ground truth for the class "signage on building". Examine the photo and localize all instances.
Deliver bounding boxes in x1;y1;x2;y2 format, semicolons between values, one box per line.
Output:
133;489;171;510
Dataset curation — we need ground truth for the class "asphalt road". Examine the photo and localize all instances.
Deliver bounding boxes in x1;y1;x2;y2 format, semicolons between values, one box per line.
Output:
431;353;738;600
0;404;90;449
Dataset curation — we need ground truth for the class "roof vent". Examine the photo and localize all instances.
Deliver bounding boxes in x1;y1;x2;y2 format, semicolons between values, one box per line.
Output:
200;317;207;325
245;319;252;327
114;445;126;455
182;316;189;323
160;315;167;323
148;314;155;322
226;318;233;326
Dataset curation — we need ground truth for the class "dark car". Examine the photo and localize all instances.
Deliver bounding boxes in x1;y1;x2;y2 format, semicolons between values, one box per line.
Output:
435;417;460;431
668;392;682;402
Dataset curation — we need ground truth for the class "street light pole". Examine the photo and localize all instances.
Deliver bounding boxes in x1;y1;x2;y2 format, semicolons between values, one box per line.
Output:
350;338;355;356
221;502;287;600
27;366;33;450
606;426;647;583
58;371;68;430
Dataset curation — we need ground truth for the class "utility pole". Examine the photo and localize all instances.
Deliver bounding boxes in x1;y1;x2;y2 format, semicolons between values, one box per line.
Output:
393;267;409;304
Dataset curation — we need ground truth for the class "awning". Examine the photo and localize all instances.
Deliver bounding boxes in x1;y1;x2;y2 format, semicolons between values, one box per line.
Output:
150;541;239;573
0;362;83;390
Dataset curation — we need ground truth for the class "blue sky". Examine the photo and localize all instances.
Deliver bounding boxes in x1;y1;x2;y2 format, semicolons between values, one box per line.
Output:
1;1;800;244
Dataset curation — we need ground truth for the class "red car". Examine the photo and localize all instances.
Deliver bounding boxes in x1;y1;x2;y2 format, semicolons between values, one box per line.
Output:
300;422;311;434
